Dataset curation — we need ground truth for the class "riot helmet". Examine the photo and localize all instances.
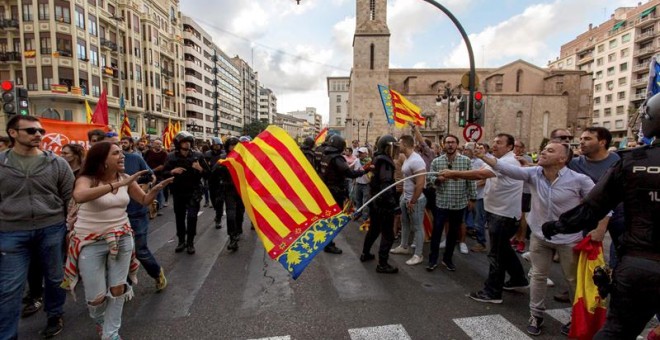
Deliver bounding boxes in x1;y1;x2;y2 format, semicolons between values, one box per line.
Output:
325;134;346;153
239;135;252;143
210;137;223;146
173;131;195;150
302;136;315;149
225;136;240;154
377;134;399;158
642;92;660;139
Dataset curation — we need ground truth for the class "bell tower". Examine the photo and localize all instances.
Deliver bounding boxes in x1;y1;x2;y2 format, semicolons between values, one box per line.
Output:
348;0;390;145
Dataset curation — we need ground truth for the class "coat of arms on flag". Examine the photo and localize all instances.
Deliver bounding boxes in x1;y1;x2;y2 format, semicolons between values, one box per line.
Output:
219;126;351;279
378;84;426;128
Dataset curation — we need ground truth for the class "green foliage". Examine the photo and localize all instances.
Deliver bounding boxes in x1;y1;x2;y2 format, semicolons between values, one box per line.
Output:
243;120;269;138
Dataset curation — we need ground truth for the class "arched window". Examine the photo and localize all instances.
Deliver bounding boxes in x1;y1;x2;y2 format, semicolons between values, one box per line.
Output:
516;69;523;92
516;111;523;138
370;43;375;70
40;108;61;120
369;0;376;20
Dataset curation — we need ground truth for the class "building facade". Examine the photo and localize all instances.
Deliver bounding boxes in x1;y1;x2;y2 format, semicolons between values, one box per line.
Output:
273;112;306;141
230;56;258;128
326;76;349;135
288;107;320;137
258;86;277;124
549;1;660;142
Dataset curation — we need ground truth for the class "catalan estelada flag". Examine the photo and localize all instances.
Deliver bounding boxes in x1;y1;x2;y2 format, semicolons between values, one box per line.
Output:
220;126;350;279
314;127;328;146
570;235;607;339
378;84;426;128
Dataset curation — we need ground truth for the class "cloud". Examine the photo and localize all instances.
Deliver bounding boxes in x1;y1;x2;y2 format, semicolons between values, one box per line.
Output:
441;0;637;68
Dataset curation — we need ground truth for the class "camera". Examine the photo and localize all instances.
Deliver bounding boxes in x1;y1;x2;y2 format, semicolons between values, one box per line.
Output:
592;265;612;298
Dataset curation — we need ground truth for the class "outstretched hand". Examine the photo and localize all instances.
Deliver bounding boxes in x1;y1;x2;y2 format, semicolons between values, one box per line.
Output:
118;170;149;187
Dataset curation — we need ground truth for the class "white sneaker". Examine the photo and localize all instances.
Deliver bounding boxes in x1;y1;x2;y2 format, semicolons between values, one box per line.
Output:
390;245;412;255
439;240;446;249
546;278;555;287
406;255;423;265
522;251;531;262
459;243;469;254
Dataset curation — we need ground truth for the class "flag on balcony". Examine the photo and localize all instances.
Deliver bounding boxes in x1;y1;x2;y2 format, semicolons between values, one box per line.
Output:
314;127;328;146
219;126;351;279
91;89;108;125
84;100;93;124
378;84;425;128
119;95;131;139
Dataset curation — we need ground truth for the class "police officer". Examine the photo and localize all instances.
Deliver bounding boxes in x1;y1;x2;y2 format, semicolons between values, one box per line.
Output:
163;131;210;254
301;137;316;167
319;134;366;254
542;93;660;340
214;137;245;252
360;134;400;273
205;137;226;229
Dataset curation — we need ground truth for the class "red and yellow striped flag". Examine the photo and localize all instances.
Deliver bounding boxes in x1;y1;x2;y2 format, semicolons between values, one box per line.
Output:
378;84;426;128
220;126;350;279
314;127;328;146
162;118;172;149
570;235;607;339
120;112;132;139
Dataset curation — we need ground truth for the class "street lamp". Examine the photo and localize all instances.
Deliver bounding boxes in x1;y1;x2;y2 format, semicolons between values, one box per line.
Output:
353;120;362;144
436;83;461;136
363;120;371;146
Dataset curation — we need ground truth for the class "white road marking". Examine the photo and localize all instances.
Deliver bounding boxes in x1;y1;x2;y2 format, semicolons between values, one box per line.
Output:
546;307;572;325
453;314;532;340
348;324;412;340
248;337;291;340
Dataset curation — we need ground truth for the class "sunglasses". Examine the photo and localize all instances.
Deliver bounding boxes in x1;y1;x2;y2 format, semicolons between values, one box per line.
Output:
17;128;46;135
555;135;573;140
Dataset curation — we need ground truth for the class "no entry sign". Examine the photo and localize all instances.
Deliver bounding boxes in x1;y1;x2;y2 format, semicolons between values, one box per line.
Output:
463;123;483;142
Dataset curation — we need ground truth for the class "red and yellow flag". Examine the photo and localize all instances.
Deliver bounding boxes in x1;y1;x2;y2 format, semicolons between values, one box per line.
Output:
162;118;172;149
314;127;328;146
378;84;425;128
220;126;350;279
570;235;608;339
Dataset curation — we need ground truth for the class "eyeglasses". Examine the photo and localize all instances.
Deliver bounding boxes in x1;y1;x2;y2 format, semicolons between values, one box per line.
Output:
17;128;46;135
554;135;573;140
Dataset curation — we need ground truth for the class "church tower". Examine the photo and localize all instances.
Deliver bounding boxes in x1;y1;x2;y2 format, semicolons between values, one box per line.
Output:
348;0;390;145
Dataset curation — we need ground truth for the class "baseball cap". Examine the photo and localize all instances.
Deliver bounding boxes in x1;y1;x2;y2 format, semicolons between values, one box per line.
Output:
358;147;368;154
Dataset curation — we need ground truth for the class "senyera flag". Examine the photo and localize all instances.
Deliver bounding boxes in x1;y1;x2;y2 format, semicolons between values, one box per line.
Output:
314;127;328;146
378;84;426;128
570;235;607;339
219;126;350;279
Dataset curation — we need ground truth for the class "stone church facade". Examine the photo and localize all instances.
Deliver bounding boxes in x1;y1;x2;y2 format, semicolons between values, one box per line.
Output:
341;0;593;152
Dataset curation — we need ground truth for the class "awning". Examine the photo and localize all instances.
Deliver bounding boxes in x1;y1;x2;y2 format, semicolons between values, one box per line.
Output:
641;6;656;18
612;21;625;31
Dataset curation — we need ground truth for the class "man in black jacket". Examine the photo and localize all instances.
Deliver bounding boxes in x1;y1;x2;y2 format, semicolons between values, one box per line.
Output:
163;132;210;254
543;93;660;340
360;134;400;273
205;137;226;229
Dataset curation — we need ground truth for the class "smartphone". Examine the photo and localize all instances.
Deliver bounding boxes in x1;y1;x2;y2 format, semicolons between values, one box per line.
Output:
465;142;476;151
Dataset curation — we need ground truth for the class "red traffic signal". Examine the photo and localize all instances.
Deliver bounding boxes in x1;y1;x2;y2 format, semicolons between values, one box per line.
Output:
1;80;13;91
474;91;483;101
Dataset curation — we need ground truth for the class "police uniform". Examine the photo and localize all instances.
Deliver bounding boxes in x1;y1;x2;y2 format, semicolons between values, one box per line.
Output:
543;93;660;339
204;143;226;228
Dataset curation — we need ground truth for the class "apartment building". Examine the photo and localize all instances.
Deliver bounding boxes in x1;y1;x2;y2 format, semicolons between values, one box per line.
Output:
230;56;258;128
0;0;185;135
288;107;321;137
549;1;660;142
182;15;242;140
257;86;276;124
273;111;306;141
327;76;349;136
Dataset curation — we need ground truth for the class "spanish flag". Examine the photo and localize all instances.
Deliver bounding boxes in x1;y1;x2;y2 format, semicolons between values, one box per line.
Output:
378;84;426;128
314;127;328;146
570;235;607;339
220;126;350;279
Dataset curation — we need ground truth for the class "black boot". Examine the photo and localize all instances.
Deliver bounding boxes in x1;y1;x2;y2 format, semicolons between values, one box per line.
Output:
186;240;195;254
324;244;343;254
175;239;186;253
359;253;375;262
215;219;222;229
376;263;399;274
227;236;238;252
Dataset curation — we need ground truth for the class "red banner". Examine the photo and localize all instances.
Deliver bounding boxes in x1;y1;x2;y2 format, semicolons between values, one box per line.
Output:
39;118;109;154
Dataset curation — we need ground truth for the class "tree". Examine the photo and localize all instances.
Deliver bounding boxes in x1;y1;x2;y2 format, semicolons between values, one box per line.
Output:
243;120;269;138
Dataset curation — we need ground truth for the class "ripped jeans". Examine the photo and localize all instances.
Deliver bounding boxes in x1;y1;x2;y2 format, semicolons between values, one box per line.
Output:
78;235;134;340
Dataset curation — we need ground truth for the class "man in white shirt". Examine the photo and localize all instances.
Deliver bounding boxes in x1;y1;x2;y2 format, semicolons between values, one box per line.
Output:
441;133;527;304
353;147;371;220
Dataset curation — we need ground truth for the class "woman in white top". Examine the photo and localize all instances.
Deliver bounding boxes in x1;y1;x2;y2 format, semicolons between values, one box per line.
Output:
63;141;172;340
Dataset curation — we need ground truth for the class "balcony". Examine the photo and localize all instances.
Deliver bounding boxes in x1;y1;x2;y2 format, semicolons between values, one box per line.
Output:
0;52;22;62
102;66;118;78
634;45;656;57
163;89;175;97
632;77;648;88
0;19;19;29
636;30;656;43
576;53;594;66
633;63;649;72
635;14;658;27
100;38;118;52
161;67;174;78
632;93;647;101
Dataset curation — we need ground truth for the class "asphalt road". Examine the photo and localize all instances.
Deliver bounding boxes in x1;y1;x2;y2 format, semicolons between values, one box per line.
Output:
17;205;657;340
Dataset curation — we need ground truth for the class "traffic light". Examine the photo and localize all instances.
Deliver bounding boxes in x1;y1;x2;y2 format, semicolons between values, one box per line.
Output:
458;95;467;127
2;80;17;115
472;91;484;125
17;87;29;115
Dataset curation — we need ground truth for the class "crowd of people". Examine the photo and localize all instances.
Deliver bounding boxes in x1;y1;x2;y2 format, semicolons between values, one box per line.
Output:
0;107;658;339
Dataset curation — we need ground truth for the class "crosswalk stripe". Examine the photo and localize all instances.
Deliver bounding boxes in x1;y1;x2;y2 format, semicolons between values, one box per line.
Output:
348;324;412;340
453;314;532;340
135;221;229;319
241;234;295;314
248;337;291;340
546;307;572;325
321;231;390;302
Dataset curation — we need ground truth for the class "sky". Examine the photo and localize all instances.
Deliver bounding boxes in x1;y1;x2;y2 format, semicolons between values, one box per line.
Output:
180;0;639;124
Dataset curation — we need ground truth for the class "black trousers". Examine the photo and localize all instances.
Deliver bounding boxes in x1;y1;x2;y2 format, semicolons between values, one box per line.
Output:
173;193;201;243
224;191;244;238
209;184;224;223
428;207;465;266
482;212;527;298
362;207;395;265
594;255;660;340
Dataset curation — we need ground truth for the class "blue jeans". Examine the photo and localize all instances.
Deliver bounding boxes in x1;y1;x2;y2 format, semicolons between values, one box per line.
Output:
473;199;487;246
354;183;370;218
0;222;67;340
79;236;134;340
400;195;426;257
129;213;161;279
